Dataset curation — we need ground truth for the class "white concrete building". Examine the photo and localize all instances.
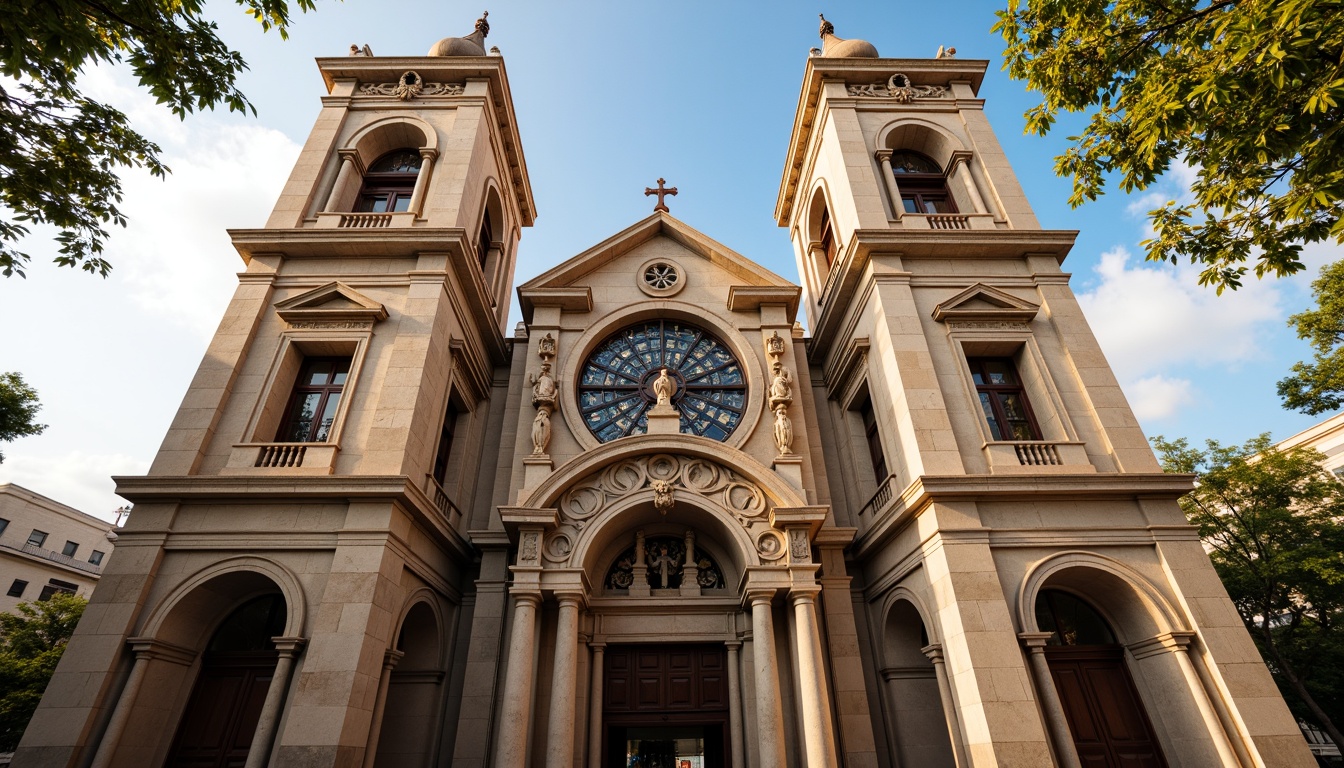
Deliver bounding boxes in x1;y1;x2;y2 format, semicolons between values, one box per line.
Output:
0;484;114;614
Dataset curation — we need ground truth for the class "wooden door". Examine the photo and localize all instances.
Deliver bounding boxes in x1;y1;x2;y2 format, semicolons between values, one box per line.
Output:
603;645;729;768
166;652;277;768
1047;646;1167;768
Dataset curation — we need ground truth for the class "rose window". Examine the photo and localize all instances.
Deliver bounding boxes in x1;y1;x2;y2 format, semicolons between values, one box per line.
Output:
643;262;679;290
578;320;745;442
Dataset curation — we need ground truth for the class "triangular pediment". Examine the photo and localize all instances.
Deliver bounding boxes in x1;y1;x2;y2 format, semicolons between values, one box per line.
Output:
275;282;388;323
931;283;1039;323
518;212;799;320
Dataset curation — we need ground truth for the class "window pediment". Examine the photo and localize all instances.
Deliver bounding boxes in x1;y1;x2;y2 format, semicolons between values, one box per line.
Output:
275;282;389;326
931;283;1039;324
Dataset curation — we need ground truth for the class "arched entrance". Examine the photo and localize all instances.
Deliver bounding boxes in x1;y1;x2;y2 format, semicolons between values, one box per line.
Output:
372;600;444;767
880;598;958;768
1036;589;1167;768
166;594;286;768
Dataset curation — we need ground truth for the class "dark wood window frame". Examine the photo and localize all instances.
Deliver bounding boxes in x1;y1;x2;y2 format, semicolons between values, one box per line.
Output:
860;397;889;482
967;356;1042;441
891;150;958;215
818;206;837;268
432;397;461;488
7;579;26;598
356;149;421;213
477;208;494;269
277;357;352;443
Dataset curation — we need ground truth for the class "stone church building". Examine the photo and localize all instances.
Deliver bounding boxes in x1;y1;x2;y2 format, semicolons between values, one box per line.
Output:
15;16;1317;768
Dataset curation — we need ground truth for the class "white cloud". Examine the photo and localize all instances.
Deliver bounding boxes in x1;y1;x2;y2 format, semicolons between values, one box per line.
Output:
1077;246;1285;377
1124;375;1196;421
1;451;149;523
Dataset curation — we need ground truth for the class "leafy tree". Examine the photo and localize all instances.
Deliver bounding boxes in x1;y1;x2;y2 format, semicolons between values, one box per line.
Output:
994;0;1344;294
0;592;88;751
1153;434;1344;747
1279;260;1344;414
0;372;46;463
0;0;317;278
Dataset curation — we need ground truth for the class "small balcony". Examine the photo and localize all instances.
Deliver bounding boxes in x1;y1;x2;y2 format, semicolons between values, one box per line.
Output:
858;474;902;523
426;475;465;530
897;213;998;231
7;542;103;575
313;211;418;229
984;440;1094;474
223;442;339;475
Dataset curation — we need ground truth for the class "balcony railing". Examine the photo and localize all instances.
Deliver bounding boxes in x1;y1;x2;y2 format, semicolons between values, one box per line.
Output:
338;212;393;228
10;542;103;575
859;474;901;520
426;475;465;529
926;214;971;230
256;443;307;468
983;440;1092;473
224;442;339;475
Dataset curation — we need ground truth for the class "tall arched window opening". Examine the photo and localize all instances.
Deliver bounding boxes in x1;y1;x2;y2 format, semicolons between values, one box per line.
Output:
818;205;837;267
890;151;956;214
357;149;422;212
477;209;494;269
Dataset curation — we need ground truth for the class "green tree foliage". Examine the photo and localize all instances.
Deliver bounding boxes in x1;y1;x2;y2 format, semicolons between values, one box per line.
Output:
0;372;46;463
0;0;318;278
1153;434;1344;746
1279;260;1344;413
0;593;88;750
995;0;1344;294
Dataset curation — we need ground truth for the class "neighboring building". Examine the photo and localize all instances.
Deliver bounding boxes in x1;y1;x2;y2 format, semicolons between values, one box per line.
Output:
1276;411;1344;476
0;484;114;614
16;16;1319;768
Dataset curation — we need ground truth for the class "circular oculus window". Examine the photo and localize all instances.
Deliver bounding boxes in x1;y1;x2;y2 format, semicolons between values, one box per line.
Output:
577;319;745;443
637;258;686;297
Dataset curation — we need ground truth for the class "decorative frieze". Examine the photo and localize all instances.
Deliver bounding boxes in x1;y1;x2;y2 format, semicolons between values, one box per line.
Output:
358;72;465;100
847;73;948;103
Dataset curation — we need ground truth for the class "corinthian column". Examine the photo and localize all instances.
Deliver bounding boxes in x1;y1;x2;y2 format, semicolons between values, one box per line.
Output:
494;591;543;768
545;593;583;768
749;590;787;767
791;589;839;767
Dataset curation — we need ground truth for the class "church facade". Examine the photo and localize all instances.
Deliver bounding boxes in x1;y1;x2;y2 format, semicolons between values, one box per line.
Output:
15;17;1317;768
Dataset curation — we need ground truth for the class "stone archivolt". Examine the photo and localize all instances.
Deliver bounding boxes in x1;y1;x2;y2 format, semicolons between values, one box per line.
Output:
543;453;774;566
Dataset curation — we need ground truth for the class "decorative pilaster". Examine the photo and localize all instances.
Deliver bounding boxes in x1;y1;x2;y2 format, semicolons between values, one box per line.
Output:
1018;632;1081;768
1129;631;1243;766
493;591;543;768
791;588;840;767
588;642;606;768
360;648;405;768
749;589;788;767
545;593;584;768
726;641;745;768
876;149;904;220
921;643;969;768
949;151;988;215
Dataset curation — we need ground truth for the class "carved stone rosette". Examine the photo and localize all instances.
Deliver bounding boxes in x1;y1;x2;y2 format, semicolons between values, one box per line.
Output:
541;454;788;568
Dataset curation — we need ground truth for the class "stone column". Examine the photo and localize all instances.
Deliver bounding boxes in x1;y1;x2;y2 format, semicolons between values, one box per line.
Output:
952;156;989;214
546;593;583;768
791;589;839;767
1018;633;1081;768
360;649;405;768
408;148;438;217
588;642;606;768
88;639;163;768
749;590;788;767
1165;634;1243;766
494;591;543;768
922;644;969;768
323;150;359;212
875;149;904;220
726;641;745;768
244;637;306;768
878;669;907;768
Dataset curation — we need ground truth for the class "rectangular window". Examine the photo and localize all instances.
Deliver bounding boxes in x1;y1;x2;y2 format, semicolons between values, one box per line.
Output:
277;357;351;443
432;399;461;487
0;518;8;537
38;579;78;601
26;530;47;548
861;398;889;482
61;541;78;557
89;550;105;566
7;580;26;598
968;357;1041;440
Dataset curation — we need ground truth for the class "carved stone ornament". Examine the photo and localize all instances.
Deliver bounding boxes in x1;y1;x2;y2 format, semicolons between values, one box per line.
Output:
519;531;540;565
789;528;812;563
652;480;675;514
537;332;557;361
358;72;465;100
528;339;559;455
765;330;786;361
756;531;786;561
531;407;552;456
847;73;948;102
773;405;795;456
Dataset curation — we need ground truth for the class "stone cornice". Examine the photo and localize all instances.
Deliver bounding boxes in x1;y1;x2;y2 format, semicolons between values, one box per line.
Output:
112;475;473;561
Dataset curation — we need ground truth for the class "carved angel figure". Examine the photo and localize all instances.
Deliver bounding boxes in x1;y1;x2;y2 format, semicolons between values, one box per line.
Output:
652;367;675;406
773;405;794;456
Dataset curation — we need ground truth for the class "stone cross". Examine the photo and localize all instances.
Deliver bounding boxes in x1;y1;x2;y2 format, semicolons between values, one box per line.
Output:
644;178;677;213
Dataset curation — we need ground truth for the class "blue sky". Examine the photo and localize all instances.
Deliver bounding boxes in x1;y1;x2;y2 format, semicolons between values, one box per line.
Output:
0;1;1336;517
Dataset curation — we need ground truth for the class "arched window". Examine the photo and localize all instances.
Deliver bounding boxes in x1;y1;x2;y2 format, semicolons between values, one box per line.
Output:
818;205;837;267
357;149;422;212
476;208;493;268
890;150;956;214
1035;589;1117;646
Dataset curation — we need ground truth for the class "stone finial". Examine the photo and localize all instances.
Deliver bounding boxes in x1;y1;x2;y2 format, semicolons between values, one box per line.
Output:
475;11;490;38
818;14;834;39
349;44;373;56
809;47;822;56
936;45;957;58
489;46;501;55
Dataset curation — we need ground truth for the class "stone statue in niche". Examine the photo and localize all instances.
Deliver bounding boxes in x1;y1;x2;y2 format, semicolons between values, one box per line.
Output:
528;342;559;456
769;360;795;455
652;367;675;406
648;543;679;589
768;361;793;407
530;361;557;407
773;405;794;456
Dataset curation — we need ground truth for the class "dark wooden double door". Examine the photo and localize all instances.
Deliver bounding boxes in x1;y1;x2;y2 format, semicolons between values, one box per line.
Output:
1047;646;1167;768
166;652;277;768
603;645;729;768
